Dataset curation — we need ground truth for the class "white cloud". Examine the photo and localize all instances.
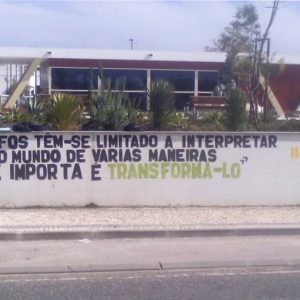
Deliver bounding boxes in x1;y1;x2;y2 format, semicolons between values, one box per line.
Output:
0;0;299;55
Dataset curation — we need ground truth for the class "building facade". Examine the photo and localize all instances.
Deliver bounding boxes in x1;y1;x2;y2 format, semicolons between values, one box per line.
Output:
1;47;300;114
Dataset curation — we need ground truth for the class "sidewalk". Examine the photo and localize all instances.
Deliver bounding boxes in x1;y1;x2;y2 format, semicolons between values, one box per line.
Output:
1;206;300;240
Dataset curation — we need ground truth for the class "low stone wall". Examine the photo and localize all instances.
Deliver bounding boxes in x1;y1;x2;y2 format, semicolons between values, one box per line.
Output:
0;131;299;207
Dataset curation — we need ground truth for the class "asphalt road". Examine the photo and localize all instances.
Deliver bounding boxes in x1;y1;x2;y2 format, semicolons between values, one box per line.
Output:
1;234;300;299
1;267;300;300
2;235;300;273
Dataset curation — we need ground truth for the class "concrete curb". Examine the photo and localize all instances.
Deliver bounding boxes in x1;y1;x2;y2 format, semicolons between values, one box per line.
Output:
1;259;300;275
1;227;300;241
0;263;161;275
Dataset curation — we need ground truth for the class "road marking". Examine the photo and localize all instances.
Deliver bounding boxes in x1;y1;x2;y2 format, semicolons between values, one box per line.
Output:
185;268;300;278
2;268;300;283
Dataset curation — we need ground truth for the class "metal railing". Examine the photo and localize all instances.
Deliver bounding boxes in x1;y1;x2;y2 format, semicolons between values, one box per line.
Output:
0;94;9;105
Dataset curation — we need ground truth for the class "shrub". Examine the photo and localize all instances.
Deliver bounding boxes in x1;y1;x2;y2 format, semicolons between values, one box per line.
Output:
224;88;248;131
148;80;175;130
90;87;129;131
197;111;226;131
47;93;82;130
24;96;45;124
260;119;300;132
1;108;27;124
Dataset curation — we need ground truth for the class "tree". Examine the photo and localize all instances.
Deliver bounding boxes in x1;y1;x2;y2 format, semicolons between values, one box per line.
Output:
208;1;280;130
251;1;280;125
208;4;261;81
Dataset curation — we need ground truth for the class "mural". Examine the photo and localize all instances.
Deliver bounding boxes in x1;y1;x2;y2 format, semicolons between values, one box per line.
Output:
0;132;298;207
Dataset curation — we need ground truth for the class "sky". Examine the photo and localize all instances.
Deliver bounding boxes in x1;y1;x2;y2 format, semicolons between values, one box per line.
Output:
0;0;300;56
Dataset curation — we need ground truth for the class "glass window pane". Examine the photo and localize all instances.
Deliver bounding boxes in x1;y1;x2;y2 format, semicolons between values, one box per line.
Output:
103;69;147;91
174;93;193;111
127;92;147;111
198;71;219;92
51;68;97;90
151;70;194;91
109;92;147;111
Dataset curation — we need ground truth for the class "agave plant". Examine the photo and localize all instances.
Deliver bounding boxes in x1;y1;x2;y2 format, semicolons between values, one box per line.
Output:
89;69;130;131
47;93;82;130
25;96;45;123
90;89;129;130
1;108;27;124
148;80;175;130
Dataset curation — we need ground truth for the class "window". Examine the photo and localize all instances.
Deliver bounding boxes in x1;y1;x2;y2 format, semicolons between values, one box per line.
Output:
103;69;147;91
127;92;147;111
51;68;97;90
151;70;194;91
198;71;219;93
174;93;193;110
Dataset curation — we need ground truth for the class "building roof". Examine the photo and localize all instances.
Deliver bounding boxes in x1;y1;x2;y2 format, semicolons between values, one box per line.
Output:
0;46;299;65
0;47;225;64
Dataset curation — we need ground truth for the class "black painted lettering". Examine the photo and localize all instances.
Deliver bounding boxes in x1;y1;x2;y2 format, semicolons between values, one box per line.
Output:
66;150;76;162
34;135;43;148
123;149;133;162
36;165;47;180
71;163;82;179
131;136;139;148
91;164;101;181
44;136;54;148
139;135;148;147
132;149;142;162
187;135;195;148
8;136;19;149
167;149;176;161
205;135;214;148
0;136;7;148
92;149;100;162
260;136;268;148
199;150;208;162
208;149;217;162
243;136;251;148
0;150;7;163
61;163;72;179
252;135;260;147
269;135;277;148
81;135;90;148
47;164;57;180
233;136;243;147
224;136;233;147
165;136;173;148
76;149;85;162
149;149;158;161
18;136;28;149
176;149;185;162
215;135;224;148
149;135;158;147
189;149;199;162
26;164;35;178
71;135;81;148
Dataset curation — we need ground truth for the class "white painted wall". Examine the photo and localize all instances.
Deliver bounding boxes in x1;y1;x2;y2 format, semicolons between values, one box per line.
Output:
0;131;299;207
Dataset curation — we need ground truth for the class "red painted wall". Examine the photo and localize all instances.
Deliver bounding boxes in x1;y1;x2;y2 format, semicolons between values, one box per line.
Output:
47;58;224;71
270;64;300;112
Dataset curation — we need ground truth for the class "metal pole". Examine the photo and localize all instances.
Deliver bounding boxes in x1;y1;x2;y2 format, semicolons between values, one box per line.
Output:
129;39;134;50
263;38;270;122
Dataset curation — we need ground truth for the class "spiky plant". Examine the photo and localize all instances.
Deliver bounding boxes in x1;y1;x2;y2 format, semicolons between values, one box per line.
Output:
91;89;129;130
25;96;45;123
148;80;175;130
47;93;82;130
89;69;130;130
